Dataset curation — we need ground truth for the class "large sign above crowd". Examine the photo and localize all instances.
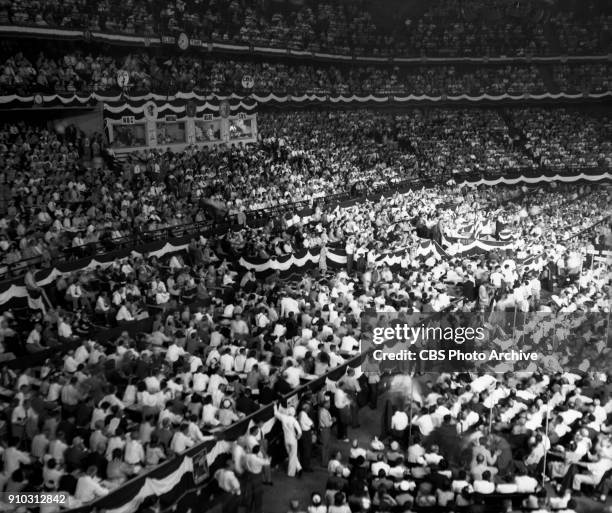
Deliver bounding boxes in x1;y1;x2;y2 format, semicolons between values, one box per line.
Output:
104;98;258;153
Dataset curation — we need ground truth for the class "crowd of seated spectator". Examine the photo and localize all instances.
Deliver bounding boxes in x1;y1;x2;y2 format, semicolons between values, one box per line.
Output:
391;109;531;178
0;110;415;275
0;0;610;57
264;365;611;512
0;2;611;512
0;239;361;505
224;183;611;313
0;0;383;55
550;64;612;94
0;48;599;97
549;9;612;55
0;149;609;508
396;0;550;57
211;190;610;513
509;108;612;170
1;107;612;277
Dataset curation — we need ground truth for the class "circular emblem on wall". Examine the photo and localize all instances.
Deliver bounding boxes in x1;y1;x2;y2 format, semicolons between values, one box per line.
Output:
219;100;230;118
33;94;43;105
143;101;158;121
117;70;130;88
241;75;254;89
177;32;190;50
185;100;197;118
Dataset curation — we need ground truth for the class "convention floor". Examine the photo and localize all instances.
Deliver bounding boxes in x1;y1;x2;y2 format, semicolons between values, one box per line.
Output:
262;405;378;513
260;404;609;513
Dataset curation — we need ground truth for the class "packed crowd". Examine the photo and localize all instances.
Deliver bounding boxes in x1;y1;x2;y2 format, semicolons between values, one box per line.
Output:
551;64;612;95
227;183;611;304
0;0;610;57
3;48;610;97
396;0;550;57
0;177;609;507
248;366;612;512
1;107;611;276
0;3;611;513
511;108;612;170
0;125;609;510
549;9;612;55
210;184;610;512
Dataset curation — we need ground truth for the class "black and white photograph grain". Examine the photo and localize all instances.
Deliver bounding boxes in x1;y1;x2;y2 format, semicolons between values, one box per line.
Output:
0;1;610;513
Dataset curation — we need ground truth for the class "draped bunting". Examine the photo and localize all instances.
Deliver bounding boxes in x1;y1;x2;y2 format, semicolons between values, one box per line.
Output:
443;239;517;256
0;89;611;108
441;232;517;256
457;170;612;188
522;254;548;273
104;456;195;513
0;238;446;307
2;170;608;307
498;229;515;241
102;97;256;120
239;248;324;273
0;238;191;307
238;241;448;274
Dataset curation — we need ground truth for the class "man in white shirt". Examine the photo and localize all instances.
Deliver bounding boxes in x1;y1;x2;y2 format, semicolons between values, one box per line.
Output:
424;445;444;466
75;466;109;502
170;424;196;454
63;352;79;373
413;409;434;437
328;347;345;368
371;455;391;477
74;341;90;365
66;281;83;310
334;384;351;442
529;276;541;303
514;469;538;493
280;295;300;317
26;323;45;352
490;267;503;290
215;459;241;495
340;333;359;353
496;479;518;494
572;457;612;491
391;407;408;440
219;348;235;373
116;302;135;323
58;317;74;339
458;408;480;434
166;342;186;364
451;470;470;493
193;368;209;393
187;416;207;443
470;374;496;394
274;405;302;477
473;471;495;494
284;363;303;389
95;292;111;315
124;433;145;466
230;314;249;339
202;396;220;427
502;265;517;290
471;453;498;481
3;441;31;477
